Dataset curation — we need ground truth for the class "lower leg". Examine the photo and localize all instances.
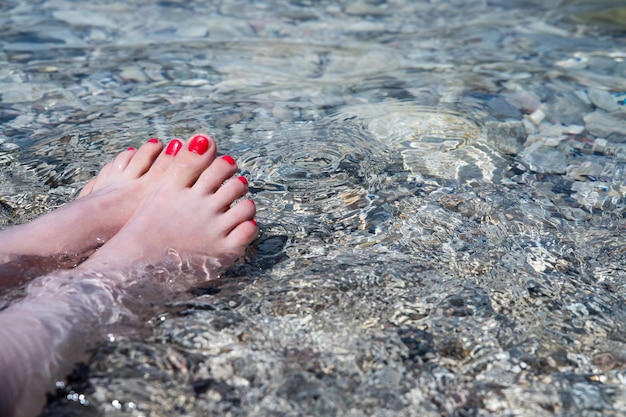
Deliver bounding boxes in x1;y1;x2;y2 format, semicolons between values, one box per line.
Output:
0;271;119;417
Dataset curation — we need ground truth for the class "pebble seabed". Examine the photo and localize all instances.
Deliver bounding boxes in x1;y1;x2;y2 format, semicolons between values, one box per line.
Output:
2;0;626;416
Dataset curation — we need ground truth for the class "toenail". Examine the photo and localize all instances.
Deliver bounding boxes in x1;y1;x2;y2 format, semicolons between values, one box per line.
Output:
148;138;159;144
248;199;255;206
250;219;258;226
237;176;248;185
221;155;236;165
188;134;210;155
127;147;136;151
165;139;183;156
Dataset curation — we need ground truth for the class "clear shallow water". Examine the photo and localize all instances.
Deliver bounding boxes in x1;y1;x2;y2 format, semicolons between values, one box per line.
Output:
1;0;626;415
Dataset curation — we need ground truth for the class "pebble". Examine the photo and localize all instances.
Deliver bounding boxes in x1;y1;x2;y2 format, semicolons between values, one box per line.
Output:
584;110;626;140
180;79;211;86
120;67;149;83
502;89;542;113
521;142;568;174
0;143;19;152
544;90;593;125
588;88;622;112
528;108;546;125
485;120;526;155
344;1;390;17
52;10;117;28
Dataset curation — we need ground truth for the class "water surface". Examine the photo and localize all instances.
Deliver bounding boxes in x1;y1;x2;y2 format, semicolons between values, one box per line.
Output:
1;0;626;416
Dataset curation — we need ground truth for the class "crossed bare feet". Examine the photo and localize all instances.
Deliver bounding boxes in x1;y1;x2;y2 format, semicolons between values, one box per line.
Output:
81;133;258;271
0;133;258;417
0;133;258;277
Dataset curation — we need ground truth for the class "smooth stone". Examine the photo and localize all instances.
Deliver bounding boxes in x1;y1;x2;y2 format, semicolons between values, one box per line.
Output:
584;110;626;140
588;88;622;112
565;160;604;181
345;1;389;16
521;142;568;174
120;67;149;83
53;10;116;28
486;96;523;121
528;108;545;125
544;90;593;125
0;142;19;151
503;89;542;113
485;121;527;155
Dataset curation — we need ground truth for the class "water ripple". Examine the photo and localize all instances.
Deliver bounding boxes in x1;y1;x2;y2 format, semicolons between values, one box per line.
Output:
340;103;507;186
238;120;390;234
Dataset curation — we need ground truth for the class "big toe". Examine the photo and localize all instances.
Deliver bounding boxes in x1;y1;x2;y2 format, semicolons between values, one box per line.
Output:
164;134;217;189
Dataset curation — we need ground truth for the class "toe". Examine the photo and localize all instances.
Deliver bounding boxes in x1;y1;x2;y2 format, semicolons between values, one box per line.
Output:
222;199;256;235
107;148;136;179
195;155;240;194
77;178;96;198
224;217;258;249
88;162;114;192
123;138;163;178
164;134;217;189
209;176;250;212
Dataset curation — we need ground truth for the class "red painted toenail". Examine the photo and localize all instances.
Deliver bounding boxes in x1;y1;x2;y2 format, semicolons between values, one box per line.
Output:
250;219;257;226
188;134;210;155
127;147;136;151
237;176;248;185
165;139;182;156
221;155;236;165
148;138;159;144
248;199;255;206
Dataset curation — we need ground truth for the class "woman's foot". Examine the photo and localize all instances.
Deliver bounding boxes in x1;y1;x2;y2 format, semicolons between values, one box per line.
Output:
80;134;257;273
0;137;172;263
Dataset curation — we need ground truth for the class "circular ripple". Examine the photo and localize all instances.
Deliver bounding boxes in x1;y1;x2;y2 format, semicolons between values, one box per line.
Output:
341;103;506;185
238;121;389;234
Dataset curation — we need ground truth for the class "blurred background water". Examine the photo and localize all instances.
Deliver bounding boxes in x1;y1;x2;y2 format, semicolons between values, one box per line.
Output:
1;0;626;416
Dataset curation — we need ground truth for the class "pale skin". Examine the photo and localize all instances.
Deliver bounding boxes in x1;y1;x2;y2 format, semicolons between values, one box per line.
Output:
0;134;257;273
0;133;257;417
0;138;169;264
78;133;258;269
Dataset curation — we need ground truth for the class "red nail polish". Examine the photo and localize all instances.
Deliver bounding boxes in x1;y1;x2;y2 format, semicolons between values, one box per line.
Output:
165;139;182;156
148;138;159;144
127;147;136;151
188;134;210;155
237;176;248;185
250;219;257;226
221;155;236;165
248;199;255;206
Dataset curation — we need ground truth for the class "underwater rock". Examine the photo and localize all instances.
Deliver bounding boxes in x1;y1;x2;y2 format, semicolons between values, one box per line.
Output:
521;142;567;174
544;90;593;125
588;88;623;113
584;110;626;140
485;121;527;155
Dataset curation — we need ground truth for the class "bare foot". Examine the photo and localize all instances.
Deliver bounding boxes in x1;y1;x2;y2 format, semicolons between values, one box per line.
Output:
80;134;258;273
0;138;172;263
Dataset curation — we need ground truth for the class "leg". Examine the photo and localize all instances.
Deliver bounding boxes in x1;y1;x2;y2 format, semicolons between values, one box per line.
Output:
0;134;257;416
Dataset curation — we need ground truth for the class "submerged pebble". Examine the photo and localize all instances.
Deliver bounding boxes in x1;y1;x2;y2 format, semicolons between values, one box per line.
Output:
584;110;626;140
522;142;568;174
